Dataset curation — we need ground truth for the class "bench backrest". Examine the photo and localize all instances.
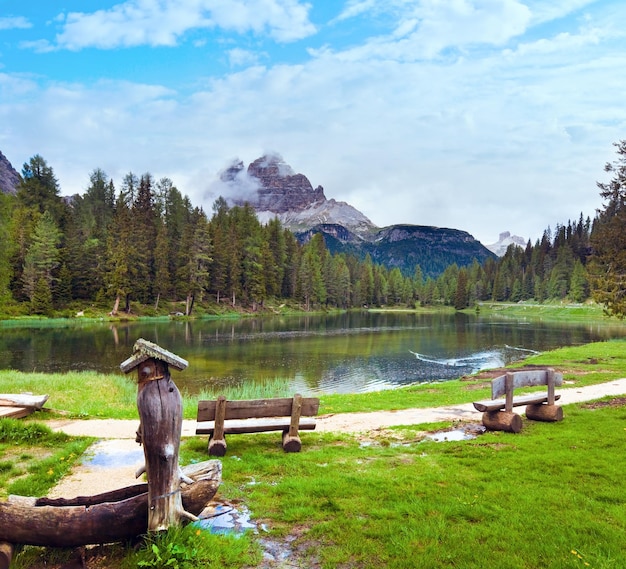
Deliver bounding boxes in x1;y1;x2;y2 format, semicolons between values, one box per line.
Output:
197;396;320;422
492;369;563;399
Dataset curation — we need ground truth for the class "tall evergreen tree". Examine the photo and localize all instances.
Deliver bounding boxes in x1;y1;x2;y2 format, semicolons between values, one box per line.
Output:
21;211;61;303
454;268;469;310
178;208;212;316
131;173;157;303
589;140;626;317
299;234;326;310
0;192;14;302
104;193;134;314
17;155;66;226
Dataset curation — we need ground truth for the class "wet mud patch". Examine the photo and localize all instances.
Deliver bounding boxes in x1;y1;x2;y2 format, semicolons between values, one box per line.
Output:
424;422;486;442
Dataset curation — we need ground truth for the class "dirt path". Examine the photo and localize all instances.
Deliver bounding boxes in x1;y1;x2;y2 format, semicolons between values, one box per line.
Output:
48;377;626;439
46;378;626;499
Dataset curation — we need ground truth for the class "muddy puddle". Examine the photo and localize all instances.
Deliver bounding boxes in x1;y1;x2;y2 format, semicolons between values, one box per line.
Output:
425;426;485;442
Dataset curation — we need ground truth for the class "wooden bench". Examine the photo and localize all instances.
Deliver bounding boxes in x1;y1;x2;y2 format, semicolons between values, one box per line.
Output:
196;394;320;456
472;368;563;433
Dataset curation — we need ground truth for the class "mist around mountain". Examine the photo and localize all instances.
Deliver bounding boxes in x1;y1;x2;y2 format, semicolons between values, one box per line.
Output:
212;153;376;236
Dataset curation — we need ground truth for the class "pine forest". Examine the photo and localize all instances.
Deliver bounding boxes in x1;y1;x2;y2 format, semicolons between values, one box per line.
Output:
2;143;626;319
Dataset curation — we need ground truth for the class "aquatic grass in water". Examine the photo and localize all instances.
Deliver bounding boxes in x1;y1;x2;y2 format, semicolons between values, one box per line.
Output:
194;378;294;401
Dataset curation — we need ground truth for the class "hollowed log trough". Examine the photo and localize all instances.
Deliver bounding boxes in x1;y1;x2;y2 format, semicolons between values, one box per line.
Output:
0;460;221;548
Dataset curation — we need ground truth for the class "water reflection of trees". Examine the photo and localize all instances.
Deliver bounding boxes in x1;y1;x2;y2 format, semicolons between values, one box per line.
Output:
1;313;626;393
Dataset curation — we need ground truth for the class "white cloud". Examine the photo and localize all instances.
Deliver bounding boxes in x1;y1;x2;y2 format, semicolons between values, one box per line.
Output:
47;0;315;50
206;0;316;42
0;16;31;30
228;47;265;67
3;0;625;245
335;0;532;62
333;0;378;22
525;0;598;26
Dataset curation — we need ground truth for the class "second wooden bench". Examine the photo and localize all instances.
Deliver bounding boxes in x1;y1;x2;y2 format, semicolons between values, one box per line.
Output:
196;394;320;456
472;368;563;433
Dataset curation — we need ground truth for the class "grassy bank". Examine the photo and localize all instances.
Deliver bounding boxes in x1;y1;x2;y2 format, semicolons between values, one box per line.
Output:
476;300;611;321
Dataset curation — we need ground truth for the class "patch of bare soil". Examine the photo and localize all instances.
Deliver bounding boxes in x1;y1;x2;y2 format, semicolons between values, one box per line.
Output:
581;396;626;409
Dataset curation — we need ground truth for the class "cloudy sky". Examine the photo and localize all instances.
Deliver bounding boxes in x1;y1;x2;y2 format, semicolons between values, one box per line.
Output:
1;0;625;245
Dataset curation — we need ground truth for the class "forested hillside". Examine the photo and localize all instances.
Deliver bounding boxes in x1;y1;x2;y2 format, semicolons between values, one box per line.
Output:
0;151;616;318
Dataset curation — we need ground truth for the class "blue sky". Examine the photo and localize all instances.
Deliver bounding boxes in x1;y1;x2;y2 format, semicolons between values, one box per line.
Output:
1;0;625;245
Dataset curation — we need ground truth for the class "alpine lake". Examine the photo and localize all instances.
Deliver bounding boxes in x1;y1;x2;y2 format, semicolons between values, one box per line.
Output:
2;310;626;395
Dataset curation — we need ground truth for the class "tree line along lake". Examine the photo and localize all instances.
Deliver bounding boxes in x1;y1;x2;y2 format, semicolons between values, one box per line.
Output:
1;311;625;395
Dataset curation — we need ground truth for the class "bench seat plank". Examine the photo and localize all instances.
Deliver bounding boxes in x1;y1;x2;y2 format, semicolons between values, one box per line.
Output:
196;416;317;435
473;393;561;413
197;397;319;422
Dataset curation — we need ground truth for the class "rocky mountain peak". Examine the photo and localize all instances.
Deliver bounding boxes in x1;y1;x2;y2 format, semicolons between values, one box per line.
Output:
243;153;326;213
215;153;376;235
0;151;20;195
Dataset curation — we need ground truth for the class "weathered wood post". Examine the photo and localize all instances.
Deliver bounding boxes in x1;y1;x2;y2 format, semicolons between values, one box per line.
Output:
120;338;194;532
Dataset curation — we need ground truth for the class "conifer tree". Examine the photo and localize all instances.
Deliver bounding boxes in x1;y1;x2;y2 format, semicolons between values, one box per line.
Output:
105;193;134;314
22;211;61;303
0;192;14;303
454;268;469;310
17;155;66;226
31;276;53;315
589;140;626;317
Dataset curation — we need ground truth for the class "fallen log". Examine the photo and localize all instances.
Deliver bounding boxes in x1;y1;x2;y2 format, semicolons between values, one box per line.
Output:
0;460;221;548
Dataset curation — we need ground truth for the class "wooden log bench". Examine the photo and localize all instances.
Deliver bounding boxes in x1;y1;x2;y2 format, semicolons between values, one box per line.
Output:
472;368;563;433
196;394;320;456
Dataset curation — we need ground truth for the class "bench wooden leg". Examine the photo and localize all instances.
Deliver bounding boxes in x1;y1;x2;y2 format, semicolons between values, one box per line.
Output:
208;395;227;456
208;435;227;457
282;393;303;452
482;411;523;433
282;430;302;453
526;404;563;423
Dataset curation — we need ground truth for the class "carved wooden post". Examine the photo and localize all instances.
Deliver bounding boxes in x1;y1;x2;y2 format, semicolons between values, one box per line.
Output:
121;338;192;532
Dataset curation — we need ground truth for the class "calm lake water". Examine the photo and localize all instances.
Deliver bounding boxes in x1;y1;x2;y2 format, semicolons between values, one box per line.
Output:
1;312;625;395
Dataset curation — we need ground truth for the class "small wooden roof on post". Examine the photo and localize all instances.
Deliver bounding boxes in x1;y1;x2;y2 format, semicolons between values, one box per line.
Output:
120;338;188;383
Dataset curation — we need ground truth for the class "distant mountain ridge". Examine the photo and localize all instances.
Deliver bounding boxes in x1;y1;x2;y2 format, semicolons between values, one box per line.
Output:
216;153;496;277
0;151;20;195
